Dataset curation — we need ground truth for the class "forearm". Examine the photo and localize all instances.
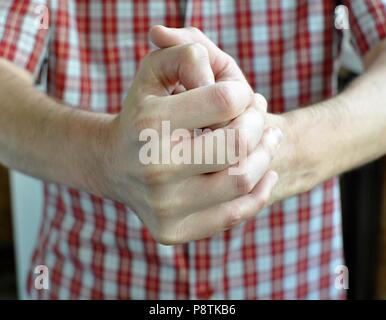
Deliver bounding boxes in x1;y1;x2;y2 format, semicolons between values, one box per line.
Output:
0;59;114;194
269;47;386;203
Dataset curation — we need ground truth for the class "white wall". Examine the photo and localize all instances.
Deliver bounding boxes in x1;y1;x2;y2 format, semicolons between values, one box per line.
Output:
10;172;43;300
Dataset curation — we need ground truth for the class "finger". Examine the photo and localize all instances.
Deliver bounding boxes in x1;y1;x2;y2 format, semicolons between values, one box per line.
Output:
226;104;266;154
172;84;186;94
253;93;268;113
170;110;274;179
208;93;267;130
178;170;279;242
172;127;282;213
156;80;253;130
149;25;247;83
138;43;215;95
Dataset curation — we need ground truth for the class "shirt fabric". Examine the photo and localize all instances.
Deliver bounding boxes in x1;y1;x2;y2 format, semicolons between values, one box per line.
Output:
1;0;386;300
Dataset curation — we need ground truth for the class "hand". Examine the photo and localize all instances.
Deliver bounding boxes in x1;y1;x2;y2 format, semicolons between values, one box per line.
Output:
150;25;286;205
149;25;251;85
95;38;281;244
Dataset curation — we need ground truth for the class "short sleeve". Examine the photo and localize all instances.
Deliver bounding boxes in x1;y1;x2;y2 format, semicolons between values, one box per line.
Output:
0;0;49;82
344;0;386;57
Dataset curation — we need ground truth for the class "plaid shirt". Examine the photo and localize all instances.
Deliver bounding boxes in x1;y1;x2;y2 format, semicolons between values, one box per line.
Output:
1;0;386;300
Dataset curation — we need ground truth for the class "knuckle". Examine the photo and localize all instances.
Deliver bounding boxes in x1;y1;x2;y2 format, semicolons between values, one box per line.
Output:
151;196;179;219
153;204;170;219
133;106;161;132
259;127;282;159
133;116;157;132
140;51;157;71
152;229;172;245
143;165;169;185
147;188;184;219
212;83;239;118
141;160;180;186
143;49;159;62
227;55;238;67
235;172;255;195
154;235;173;245
154;223;185;245
224;207;243;229
182;43;208;62
187;26;202;37
238;110;264;153
254;93;268;112
256;194;269;210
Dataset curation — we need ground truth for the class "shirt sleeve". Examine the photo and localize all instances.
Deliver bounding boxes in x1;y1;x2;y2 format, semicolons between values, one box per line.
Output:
344;0;386;57
0;0;49;82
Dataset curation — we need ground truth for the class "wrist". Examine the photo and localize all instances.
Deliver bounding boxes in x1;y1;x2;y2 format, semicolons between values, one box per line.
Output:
72;110;118;198
265;111;317;203
265;112;294;174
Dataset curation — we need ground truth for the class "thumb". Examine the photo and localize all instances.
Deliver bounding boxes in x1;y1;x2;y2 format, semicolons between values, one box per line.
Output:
149;25;247;83
139;43;215;94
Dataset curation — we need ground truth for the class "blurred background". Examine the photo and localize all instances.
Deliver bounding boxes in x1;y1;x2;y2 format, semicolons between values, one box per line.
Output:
0;23;386;301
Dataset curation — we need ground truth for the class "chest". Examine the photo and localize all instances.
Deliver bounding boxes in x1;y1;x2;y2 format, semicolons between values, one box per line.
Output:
46;0;340;113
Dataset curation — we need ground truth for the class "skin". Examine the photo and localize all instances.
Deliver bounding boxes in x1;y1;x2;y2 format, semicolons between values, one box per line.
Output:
1;25;385;244
150;26;386;206
0;34;281;245
267;38;386;205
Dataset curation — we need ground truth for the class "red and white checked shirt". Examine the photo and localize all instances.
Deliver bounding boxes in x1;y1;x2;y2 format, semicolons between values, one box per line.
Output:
1;0;386;300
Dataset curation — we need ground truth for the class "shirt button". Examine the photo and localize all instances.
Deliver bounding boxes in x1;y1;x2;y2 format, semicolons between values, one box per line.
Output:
196;283;214;299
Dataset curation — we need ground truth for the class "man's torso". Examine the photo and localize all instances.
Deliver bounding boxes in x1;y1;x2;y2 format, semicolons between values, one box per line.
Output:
23;0;344;299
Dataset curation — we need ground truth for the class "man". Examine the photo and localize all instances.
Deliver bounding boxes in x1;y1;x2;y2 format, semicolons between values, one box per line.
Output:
0;0;385;299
